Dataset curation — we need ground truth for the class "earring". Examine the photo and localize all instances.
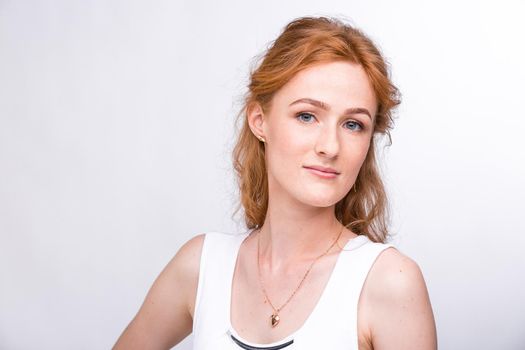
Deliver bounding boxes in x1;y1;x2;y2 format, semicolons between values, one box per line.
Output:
258;136;266;143
353;184;357;193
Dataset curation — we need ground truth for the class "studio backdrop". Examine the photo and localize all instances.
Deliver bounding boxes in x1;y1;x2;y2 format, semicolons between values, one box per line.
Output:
0;1;524;349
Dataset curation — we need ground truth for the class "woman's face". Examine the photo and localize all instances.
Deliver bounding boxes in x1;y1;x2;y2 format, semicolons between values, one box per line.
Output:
250;61;377;208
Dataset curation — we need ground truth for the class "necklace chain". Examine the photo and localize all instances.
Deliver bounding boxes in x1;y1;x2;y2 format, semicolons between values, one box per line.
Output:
256;225;344;327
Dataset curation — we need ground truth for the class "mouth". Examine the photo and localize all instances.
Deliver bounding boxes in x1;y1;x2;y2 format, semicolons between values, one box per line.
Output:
303;165;340;174
303;166;340;178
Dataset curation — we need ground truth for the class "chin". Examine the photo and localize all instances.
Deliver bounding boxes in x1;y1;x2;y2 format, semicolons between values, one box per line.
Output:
295;190;342;208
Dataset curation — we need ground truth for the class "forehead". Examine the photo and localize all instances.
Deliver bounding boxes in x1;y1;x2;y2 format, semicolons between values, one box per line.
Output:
272;61;377;114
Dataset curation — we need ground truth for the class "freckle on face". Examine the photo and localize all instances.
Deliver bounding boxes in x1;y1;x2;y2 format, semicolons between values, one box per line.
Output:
263;61;377;207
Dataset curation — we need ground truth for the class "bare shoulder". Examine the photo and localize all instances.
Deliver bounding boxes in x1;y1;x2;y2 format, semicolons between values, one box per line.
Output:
360;247;437;350
113;234;206;350
164;233;206;312
171;233;206;293
369;247;426;297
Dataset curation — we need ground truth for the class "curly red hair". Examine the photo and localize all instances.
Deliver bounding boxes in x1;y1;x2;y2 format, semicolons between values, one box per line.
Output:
232;16;401;243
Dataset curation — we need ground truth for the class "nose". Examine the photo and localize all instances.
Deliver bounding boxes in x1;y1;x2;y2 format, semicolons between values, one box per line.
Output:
314;123;340;158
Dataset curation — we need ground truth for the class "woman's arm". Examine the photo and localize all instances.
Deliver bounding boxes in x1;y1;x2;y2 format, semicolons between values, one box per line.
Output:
362;247;438;350
113;234;205;350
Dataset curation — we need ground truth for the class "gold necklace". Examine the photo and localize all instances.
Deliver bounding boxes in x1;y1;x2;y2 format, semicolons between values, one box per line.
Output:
256;225;344;327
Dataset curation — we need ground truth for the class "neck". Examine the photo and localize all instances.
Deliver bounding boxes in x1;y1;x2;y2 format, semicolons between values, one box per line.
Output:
256;192;345;272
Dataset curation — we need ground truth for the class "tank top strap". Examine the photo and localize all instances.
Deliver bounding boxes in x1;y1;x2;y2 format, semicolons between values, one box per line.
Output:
295;236;395;348
193;231;250;350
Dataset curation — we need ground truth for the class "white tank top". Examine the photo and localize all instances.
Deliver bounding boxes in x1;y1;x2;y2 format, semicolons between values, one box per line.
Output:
192;230;395;350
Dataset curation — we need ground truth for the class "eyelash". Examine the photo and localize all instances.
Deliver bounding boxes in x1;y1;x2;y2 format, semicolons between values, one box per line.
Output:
295;112;364;132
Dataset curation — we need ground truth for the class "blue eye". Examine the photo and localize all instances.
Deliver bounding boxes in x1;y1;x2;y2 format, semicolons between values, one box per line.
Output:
297;112;315;123
344;121;363;131
296;112;363;132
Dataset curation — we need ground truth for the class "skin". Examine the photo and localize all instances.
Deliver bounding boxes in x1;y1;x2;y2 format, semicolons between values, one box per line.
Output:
113;61;437;349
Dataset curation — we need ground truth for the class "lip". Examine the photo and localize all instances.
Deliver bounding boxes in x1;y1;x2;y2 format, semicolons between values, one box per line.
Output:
303;165;340;174
303;166;340;179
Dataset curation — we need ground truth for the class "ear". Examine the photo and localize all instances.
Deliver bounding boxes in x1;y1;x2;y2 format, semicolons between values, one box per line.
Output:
247;101;266;141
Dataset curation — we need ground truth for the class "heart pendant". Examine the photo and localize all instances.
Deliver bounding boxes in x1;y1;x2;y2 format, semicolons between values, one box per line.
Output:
271;313;280;327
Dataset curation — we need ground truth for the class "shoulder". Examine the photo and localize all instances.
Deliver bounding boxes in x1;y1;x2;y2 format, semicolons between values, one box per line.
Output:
369;246;426;299
171;232;243;308
360;246;437;349
147;233;207;317
134;233;207;324
170;233;206;313
112;233;207;349
172;233;206;277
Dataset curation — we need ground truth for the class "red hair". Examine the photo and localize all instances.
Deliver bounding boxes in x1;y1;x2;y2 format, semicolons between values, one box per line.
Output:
232;16;400;243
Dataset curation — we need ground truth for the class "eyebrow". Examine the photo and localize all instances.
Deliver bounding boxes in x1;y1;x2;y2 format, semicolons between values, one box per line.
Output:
288;97;372;120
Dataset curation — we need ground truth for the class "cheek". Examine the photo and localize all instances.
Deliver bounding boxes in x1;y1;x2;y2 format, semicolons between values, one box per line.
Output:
340;139;371;178
265;125;310;182
356;138;372;160
270;119;310;155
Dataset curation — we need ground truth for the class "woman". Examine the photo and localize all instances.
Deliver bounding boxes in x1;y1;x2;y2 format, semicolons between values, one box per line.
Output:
114;16;437;349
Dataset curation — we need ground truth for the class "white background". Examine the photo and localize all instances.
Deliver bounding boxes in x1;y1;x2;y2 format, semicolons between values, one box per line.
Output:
1;1;524;349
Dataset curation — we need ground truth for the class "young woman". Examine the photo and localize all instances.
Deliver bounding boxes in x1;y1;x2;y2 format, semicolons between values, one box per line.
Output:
114;16;437;349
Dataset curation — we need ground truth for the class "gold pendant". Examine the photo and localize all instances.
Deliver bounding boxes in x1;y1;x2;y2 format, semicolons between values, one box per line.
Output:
271;313;280;327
